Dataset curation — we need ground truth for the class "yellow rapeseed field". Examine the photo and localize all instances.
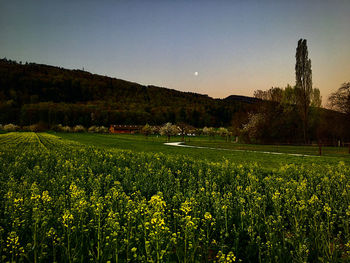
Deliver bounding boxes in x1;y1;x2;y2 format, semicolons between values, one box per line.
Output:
0;132;350;262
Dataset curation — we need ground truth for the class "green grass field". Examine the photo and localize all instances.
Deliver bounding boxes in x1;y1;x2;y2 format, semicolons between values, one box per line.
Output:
55;132;350;169
1;132;350;262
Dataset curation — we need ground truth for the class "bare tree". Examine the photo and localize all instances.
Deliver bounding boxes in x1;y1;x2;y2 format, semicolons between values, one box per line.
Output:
328;82;350;114
328;82;350;153
177;122;194;142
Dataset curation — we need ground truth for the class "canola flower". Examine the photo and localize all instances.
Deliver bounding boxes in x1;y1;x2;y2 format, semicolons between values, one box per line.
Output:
0;132;350;262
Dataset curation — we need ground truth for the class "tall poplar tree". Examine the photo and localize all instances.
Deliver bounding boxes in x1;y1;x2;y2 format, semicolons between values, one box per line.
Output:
295;39;312;144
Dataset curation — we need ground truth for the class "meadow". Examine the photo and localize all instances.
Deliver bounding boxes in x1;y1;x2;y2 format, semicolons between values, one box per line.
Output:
57;132;350;169
1;132;350;262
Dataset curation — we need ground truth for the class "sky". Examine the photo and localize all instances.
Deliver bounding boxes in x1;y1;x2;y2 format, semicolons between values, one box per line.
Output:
1;0;349;100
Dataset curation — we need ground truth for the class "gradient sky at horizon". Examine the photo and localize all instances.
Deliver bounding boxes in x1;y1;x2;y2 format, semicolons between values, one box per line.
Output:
1;0;349;100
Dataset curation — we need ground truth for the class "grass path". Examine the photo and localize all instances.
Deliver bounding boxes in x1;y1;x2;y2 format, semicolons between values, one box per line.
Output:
164;141;321;157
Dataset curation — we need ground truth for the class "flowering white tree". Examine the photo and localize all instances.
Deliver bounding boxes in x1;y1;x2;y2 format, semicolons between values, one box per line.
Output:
202;126;209;135
160;123;179;142
217;127;229;141
242;113;266;142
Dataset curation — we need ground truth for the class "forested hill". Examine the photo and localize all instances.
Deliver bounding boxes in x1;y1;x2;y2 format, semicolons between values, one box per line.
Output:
0;59;256;127
224;95;261;104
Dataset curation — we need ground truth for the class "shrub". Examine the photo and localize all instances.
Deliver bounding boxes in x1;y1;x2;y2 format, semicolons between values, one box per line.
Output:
141;124;154;137
61;126;72;133
88;126;97;133
95;126;108;133
3;123;19;132
73;125;86;133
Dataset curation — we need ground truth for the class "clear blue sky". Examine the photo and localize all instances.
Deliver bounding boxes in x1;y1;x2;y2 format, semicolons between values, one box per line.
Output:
1;0;349;100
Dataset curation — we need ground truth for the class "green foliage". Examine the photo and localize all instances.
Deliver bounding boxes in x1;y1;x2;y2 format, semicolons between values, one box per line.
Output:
1;132;350;262
252;84;339;144
141;124;154;137
295;39;313;143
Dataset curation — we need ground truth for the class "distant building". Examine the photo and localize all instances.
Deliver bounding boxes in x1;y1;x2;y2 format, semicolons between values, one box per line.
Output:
109;125;142;134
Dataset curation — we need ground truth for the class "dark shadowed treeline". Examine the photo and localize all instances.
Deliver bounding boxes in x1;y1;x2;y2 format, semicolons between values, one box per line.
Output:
0;59;255;128
249;86;350;145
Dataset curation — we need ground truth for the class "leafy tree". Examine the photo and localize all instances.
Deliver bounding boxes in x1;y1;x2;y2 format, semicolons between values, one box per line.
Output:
254;87;283;102
282;84;297;105
295;39;313;144
253;84;323;144
311;88;322;108
141;123;154;138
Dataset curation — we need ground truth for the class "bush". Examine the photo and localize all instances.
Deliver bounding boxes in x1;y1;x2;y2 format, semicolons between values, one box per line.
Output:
73;125;86;133
141;124;154;137
3;123;19;132
61;126;72;133
95;126;108;133
88;126;97;133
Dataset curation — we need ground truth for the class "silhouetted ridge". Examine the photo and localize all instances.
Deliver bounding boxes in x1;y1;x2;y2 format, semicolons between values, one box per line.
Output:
224;95;261;104
0;58;257;127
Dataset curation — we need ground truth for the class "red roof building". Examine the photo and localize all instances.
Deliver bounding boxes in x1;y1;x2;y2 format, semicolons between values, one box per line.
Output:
109;125;142;134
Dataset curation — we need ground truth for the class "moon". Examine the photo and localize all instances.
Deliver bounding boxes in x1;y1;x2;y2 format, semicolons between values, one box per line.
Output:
194;71;199;76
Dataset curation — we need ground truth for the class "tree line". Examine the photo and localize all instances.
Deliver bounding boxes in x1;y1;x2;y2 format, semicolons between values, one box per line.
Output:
1;38;349;145
0;58;254;128
247;39;350;145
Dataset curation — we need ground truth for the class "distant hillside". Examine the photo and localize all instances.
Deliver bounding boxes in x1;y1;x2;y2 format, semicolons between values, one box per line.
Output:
224;95;261;104
0;59;257;127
